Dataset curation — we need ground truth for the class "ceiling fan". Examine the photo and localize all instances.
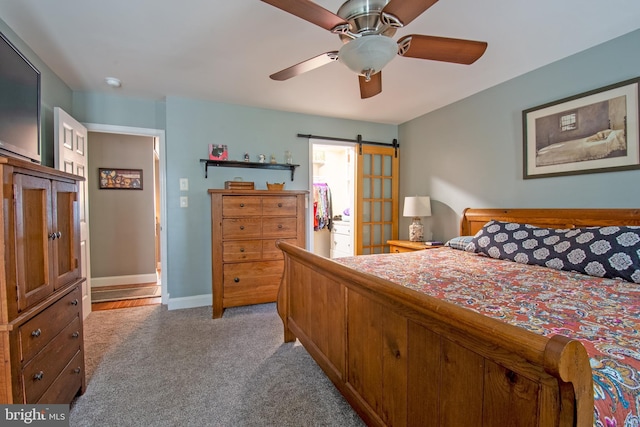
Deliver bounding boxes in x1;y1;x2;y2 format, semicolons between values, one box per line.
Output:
261;0;488;99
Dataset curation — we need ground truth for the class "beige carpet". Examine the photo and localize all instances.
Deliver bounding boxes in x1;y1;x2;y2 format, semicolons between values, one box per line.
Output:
70;303;364;426
91;285;160;302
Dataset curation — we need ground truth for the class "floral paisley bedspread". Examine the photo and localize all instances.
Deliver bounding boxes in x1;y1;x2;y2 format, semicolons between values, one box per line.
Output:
335;248;640;427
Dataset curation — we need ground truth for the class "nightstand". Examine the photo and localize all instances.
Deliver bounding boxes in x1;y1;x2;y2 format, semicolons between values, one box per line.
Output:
387;240;443;253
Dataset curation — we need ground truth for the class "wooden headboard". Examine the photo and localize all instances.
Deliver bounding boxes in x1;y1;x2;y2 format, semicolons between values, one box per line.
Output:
460;208;640;236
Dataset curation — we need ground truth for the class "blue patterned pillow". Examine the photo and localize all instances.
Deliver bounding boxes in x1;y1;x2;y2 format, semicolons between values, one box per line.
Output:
466;220;640;283
445;236;474;251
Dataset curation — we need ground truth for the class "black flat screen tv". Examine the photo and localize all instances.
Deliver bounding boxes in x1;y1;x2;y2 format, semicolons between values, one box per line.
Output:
0;30;41;164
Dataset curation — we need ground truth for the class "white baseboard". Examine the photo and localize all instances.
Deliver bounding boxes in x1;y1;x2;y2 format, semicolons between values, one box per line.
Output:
91;273;158;288
167;293;211;311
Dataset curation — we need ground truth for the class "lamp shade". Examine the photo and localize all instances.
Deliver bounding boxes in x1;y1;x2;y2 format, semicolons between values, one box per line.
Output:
338;35;398;75
403;196;432;218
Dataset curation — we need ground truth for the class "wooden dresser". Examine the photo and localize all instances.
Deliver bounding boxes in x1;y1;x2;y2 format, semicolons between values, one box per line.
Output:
209;189;307;318
0;156;85;404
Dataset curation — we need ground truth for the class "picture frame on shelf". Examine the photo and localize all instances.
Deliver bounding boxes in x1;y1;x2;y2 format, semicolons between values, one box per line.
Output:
209;144;228;160
523;77;640;179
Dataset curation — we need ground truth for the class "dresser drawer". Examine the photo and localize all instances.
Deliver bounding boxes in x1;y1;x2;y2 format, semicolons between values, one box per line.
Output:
262;217;297;238
223;261;284;306
223;240;262;262
37;350;83;404
22;316;82;403
223;261;284;286
262;239;296;260
262;196;297;216
222;218;262;239
332;232;352;253
222;196;261;217
332;221;351;236
19;287;81;363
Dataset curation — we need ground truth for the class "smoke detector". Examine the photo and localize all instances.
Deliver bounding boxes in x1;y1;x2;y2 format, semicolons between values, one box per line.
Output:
104;77;122;88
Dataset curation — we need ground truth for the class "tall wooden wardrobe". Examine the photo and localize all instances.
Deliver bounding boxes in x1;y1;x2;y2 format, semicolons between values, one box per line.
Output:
0;156;86;403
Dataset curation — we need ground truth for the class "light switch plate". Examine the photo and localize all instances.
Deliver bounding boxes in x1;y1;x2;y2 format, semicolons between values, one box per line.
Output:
179;178;189;191
180;196;188;208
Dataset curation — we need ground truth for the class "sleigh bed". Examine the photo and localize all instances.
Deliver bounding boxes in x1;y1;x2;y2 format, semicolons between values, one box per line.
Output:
276;208;640;427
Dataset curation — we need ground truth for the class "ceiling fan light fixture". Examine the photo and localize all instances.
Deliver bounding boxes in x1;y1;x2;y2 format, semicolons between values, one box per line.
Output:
338;35;397;75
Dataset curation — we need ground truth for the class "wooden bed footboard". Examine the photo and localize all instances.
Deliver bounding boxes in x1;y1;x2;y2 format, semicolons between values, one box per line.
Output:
276;242;594;427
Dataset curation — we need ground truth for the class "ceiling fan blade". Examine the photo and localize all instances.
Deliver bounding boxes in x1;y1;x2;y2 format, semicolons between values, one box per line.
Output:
270;52;339;81
359;72;382;99
397;35;488;64
382;0;439;26
261;0;348;32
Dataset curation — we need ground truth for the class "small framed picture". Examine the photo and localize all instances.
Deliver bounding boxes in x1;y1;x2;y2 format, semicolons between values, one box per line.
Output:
209;144;228;160
99;168;143;189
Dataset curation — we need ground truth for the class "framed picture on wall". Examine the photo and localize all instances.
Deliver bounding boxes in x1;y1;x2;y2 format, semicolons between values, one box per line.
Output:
99;168;143;189
523;77;640;179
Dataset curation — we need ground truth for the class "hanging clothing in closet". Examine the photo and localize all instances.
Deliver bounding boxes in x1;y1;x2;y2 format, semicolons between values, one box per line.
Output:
313;183;332;231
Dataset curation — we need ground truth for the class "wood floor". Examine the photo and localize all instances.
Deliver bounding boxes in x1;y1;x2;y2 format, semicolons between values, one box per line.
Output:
91;282;161;311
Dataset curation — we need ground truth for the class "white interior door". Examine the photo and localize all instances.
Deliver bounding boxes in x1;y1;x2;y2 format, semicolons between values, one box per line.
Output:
54;107;92;319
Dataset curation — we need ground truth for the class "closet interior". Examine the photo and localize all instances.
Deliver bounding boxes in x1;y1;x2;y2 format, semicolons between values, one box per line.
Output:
311;143;355;258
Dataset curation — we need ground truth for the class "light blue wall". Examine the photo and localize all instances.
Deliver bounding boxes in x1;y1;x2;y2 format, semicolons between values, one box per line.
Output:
399;29;640;241
69;88;397;302
165;96;397;298
72;91;165;130
0;18;72;166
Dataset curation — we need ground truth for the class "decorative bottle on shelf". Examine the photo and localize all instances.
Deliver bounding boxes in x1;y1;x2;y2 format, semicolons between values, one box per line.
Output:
285;150;293;164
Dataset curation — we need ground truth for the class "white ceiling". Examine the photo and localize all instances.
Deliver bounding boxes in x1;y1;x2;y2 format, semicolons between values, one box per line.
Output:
1;0;640;125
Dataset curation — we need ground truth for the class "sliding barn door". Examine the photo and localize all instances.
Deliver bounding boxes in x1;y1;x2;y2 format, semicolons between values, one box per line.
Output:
355;145;399;254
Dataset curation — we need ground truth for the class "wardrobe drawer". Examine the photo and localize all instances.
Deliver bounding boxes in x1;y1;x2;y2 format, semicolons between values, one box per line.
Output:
19;287;81;363
223;240;262;262
262;217;297;238
222;196;261;217
37;350;83;404
262;196;297;216
22;316;82;403
222;218;262;239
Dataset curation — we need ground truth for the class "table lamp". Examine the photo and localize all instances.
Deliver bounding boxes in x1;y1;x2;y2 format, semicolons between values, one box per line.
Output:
403;196;432;242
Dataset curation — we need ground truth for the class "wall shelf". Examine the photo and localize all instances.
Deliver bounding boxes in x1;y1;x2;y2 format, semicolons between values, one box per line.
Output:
199;159;299;181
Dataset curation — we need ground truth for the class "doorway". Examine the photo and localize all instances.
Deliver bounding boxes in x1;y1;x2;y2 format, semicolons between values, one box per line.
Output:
309;140;356;258
84;124;168;307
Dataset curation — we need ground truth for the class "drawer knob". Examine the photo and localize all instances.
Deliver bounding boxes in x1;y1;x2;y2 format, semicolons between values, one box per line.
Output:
31;329;41;337
71;299;79;306
278;203;283;207
72;331;80;338
48;232;57;240
240;203;245;207
56;231;62;239
234;277;240;283
33;371;44;381
278;224;283;229
240;248;245;252
239;225;245;230
73;368;81;374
